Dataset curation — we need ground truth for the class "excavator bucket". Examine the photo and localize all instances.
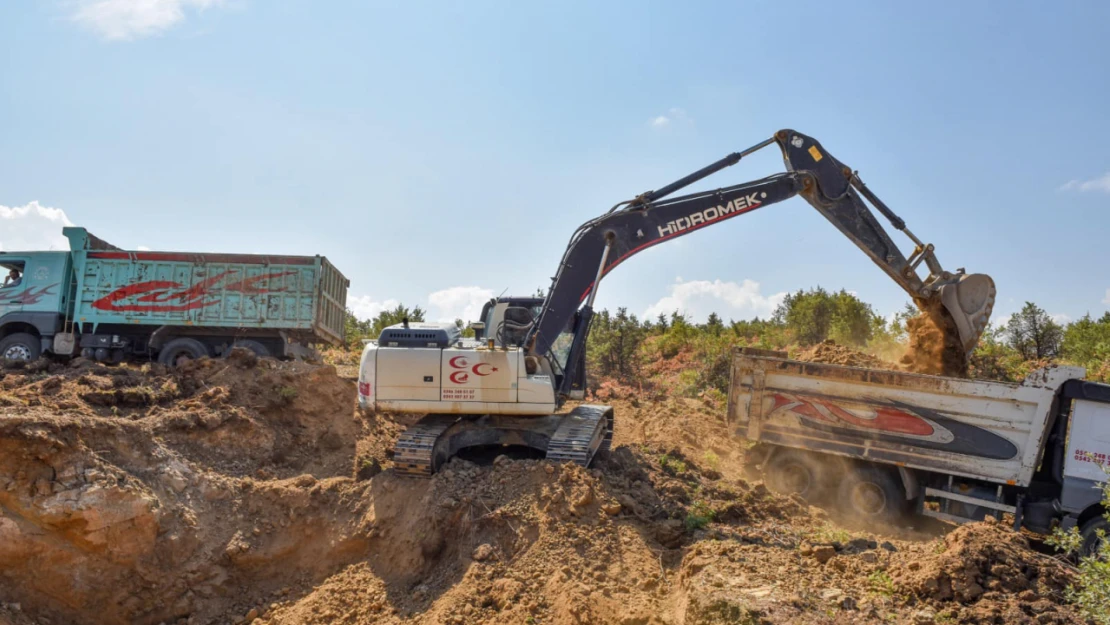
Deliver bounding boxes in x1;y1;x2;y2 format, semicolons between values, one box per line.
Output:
937;273;996;355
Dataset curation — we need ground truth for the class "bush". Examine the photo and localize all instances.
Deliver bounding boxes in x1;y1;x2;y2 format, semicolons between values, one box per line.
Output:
773;287;880;346
1062;313;1110;383
587;307;647;381
1005;302;1064;360
1047;469;1110;625
684;500;715;532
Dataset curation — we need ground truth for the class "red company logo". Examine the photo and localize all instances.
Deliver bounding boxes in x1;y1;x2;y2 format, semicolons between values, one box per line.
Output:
768;393;934;437
92;271;295;313
448;355;498;385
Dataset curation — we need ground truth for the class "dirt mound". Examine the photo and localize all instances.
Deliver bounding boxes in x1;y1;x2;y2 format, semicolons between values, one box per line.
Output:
889;520;1080;624
796;340;893;369
258;445;810;625
0;354;366;625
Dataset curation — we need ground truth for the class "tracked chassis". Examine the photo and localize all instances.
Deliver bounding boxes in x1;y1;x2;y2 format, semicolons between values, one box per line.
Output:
393;405;614;477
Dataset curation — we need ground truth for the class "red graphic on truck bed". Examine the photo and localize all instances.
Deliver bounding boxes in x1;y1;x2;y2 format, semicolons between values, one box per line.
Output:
763;392;1018;460
4;284;59;305
768;392;935;436
92;271;296;313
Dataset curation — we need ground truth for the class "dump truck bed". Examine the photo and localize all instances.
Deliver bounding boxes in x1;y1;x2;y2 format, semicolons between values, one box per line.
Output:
64;228;348;345
727;350;1085;487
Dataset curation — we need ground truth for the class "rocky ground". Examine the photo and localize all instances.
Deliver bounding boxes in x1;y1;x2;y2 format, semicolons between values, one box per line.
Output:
0;350;1089;625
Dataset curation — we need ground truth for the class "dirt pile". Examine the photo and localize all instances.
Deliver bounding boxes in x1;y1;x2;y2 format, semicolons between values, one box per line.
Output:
0;352;368;625
258;445;813;625
889;520;1080;624
796;340;893;369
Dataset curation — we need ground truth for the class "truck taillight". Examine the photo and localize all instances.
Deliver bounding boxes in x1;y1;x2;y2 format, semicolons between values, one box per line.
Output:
358;382;371;396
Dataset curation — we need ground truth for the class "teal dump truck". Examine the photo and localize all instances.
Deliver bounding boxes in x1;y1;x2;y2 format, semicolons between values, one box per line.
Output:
0;227;349;365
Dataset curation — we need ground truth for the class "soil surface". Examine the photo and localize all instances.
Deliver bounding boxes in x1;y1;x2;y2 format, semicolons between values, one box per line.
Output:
0;350;1084;625
796;340;891;369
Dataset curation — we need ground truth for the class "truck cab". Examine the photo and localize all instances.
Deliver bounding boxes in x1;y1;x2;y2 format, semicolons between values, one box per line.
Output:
0;252;71;360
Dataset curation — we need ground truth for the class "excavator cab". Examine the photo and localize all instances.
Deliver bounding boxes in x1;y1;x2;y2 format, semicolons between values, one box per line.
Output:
473;297;545;346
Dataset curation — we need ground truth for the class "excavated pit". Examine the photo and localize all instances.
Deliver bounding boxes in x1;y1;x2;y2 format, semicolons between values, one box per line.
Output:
0;346;1086;625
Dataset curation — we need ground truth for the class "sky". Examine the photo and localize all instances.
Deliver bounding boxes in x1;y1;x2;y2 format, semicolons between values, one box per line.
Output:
2;0;1108;328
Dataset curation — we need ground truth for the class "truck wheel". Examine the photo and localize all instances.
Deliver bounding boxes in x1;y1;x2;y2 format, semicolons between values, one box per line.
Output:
1079;515;1108;557
838;467;908;524
158;338;209;367
765;450;826;501
0;333;41;362
231;340;270;358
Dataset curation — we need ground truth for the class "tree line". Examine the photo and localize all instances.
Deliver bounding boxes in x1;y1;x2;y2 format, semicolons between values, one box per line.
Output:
343;288;1110;384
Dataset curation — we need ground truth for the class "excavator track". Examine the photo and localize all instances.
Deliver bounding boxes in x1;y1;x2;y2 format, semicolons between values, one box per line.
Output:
391;406;614;477
545;405;615;467
392;414;458;477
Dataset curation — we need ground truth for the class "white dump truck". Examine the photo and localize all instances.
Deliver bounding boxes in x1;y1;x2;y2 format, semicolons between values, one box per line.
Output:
728;348;1110;554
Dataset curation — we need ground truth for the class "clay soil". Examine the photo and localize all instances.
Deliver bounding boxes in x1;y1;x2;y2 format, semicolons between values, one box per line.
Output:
0;349;1086;625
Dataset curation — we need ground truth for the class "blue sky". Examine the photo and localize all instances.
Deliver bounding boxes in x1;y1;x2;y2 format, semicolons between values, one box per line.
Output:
2;0;1108;326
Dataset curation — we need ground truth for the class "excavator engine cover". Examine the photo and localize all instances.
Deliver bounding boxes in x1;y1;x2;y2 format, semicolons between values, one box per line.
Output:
938;273;996;354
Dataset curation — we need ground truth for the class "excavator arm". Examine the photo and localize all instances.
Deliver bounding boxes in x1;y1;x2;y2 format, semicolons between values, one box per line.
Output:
526;130;995;396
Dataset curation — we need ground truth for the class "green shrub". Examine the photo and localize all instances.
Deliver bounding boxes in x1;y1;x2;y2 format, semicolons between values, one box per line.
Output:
685;500;715;531
659;454;687;476
1047;471;1110;625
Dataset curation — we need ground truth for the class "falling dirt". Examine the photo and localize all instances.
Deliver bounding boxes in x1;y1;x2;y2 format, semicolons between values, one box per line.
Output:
0;351;1086;624
901;301;970;378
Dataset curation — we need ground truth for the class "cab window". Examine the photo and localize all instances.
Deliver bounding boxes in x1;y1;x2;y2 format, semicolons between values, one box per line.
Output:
1;262;25;290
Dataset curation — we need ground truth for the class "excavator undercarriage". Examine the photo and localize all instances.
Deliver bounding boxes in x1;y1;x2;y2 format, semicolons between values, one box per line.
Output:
393;406;614;477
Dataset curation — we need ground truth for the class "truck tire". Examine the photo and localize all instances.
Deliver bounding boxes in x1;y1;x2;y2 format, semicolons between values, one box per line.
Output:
231;340;270;358
0;333;41;362
1079;515;1108;557
158;338;209;368
838;466;909;524
765;450;827;501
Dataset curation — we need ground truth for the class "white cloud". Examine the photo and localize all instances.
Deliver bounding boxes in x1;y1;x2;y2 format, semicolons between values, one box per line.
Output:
1103;289;1110;306
649;107;692;129
136;245;152;251
428;286;494;323
69;0;227;41
0;201;75;251
643;277;786;322
1059;172;1110;193
992;313;1012;331
347;295;400;321
1051;312;1073;325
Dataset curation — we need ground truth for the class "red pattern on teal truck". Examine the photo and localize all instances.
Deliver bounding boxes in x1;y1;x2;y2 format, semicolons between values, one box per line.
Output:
6;284;59;306
92;270;296;313
0;228;348;347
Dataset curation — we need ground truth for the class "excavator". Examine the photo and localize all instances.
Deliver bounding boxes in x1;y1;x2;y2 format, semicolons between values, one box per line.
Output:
357;129;996;476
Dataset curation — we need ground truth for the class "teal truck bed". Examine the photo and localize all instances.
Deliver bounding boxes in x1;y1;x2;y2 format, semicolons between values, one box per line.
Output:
0;227;349;364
